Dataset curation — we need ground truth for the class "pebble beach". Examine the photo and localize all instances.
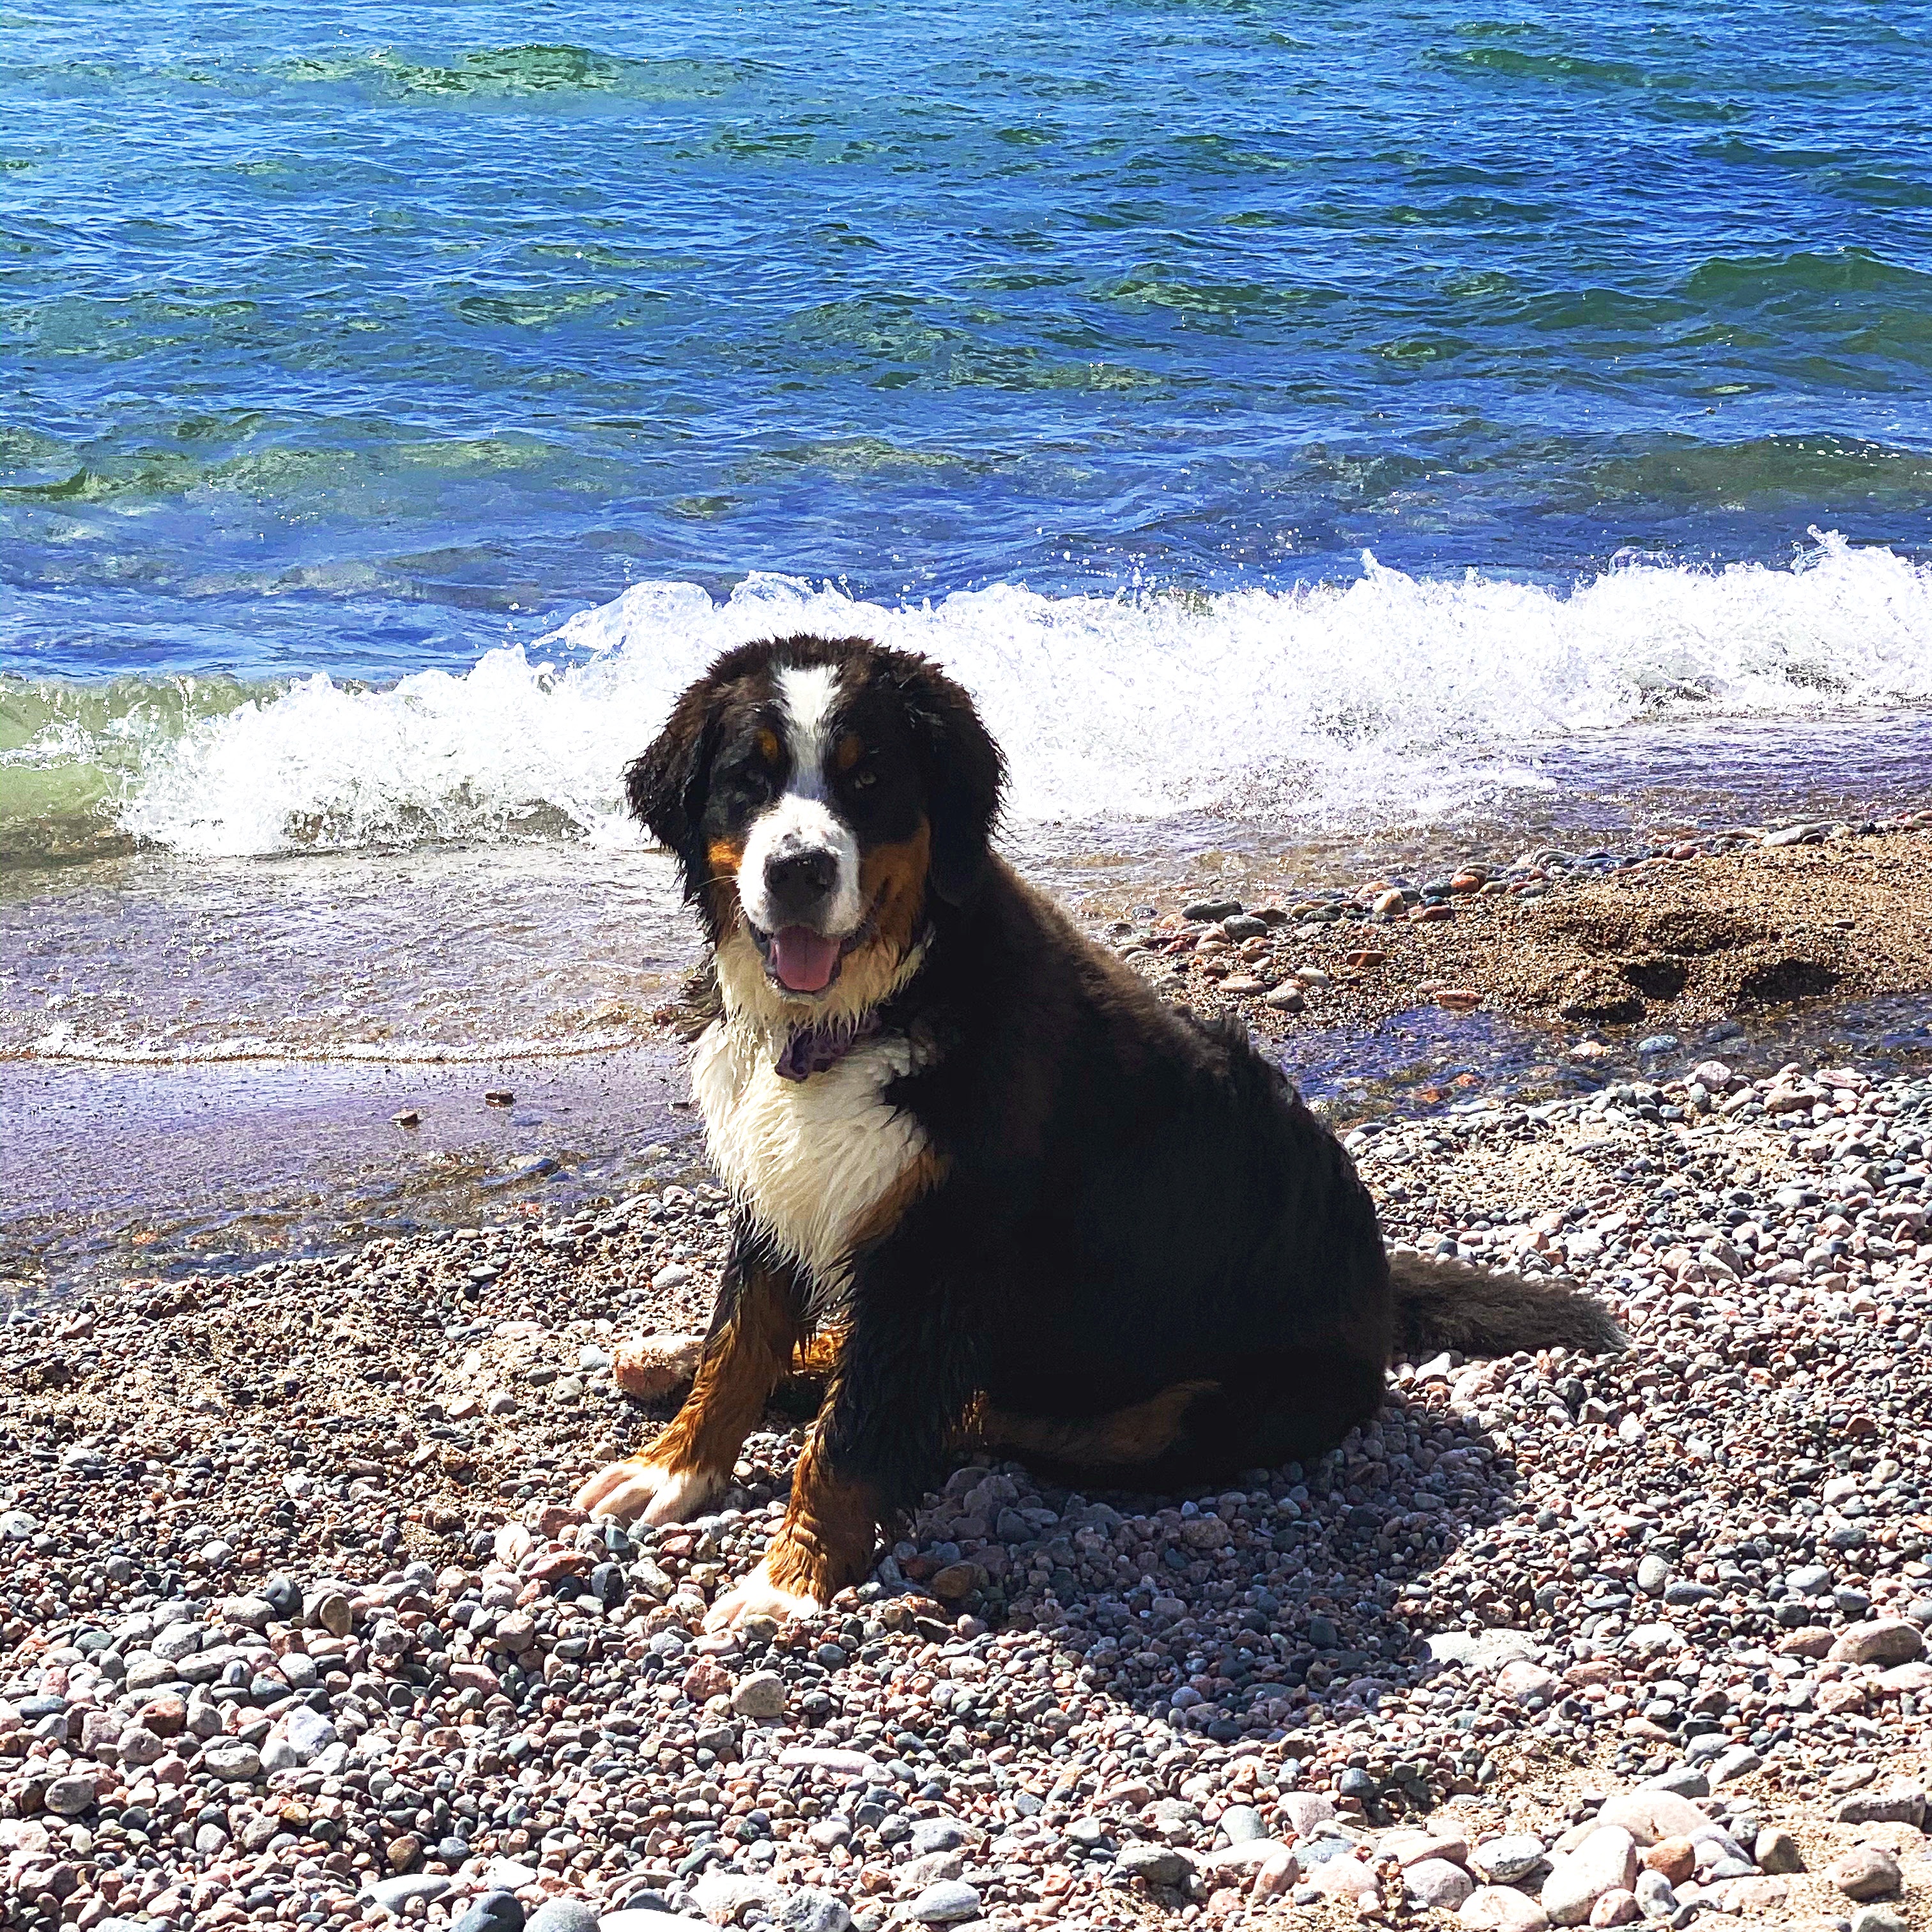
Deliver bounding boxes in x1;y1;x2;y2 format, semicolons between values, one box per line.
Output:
10;827;1932;1932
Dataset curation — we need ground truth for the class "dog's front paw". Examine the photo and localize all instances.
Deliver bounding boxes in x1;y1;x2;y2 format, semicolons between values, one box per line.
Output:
703;1557;822;1631
573;1457;726;1526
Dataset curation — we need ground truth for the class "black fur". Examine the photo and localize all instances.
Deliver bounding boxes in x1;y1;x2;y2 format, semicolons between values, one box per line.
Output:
634;636;1622;1537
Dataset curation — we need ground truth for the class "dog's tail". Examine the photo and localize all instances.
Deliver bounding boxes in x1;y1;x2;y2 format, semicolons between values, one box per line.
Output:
1388;1250;1625;1364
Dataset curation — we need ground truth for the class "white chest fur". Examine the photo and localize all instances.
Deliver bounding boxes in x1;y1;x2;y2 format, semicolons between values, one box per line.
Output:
691;1020;930;1284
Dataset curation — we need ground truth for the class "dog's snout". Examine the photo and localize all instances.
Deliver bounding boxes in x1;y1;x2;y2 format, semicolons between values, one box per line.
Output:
764;845;838;917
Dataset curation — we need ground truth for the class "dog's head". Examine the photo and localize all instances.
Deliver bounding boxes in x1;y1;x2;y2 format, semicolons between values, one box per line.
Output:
628;635;1003;1024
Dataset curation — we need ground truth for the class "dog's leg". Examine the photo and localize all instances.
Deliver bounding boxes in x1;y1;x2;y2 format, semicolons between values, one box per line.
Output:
702;1401;878;1626
706;1268;979;1627
576;1237;802;1526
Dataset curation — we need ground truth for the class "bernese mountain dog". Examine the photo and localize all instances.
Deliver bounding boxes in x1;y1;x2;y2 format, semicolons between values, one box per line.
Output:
575;633;1622;1628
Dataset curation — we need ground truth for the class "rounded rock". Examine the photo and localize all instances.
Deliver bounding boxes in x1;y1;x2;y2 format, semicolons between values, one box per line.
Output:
456;1897;526;1932
1828;1848;1900;1902
908;1880;981;1924
1460;1886;1552;1931
1407;1859;1476;1910
527;1903;598;1932
730;1670;787;1719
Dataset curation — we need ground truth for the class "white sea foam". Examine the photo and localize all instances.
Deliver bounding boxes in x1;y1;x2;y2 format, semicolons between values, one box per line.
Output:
118;535;1932;857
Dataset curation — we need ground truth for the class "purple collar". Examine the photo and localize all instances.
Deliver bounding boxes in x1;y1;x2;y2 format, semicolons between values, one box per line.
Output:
774;1008;885;1082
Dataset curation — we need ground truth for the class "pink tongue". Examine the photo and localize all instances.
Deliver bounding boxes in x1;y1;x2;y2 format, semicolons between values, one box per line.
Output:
770;926;840;993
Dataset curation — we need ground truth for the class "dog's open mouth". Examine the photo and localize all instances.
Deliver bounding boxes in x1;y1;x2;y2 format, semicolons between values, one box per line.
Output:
750;919;868;995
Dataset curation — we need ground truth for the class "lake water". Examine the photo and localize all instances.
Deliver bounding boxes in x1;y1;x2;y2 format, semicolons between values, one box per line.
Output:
5;0;1931;1289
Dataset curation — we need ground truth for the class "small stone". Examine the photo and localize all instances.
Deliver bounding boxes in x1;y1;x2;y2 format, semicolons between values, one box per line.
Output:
1497;1659;1558;1702
1383;1830;1470;1869
691;1873;779;1926
1220;1805;1266;1845
42;1775;96;1818
1716;1878;1789;1915
731;1671;787;1719
1460;1886;1552;1930
1303;1857;1379;1904
1471;1837;1549;1884
1828;1620;1924;1667
928;1563;978;1600
527;1903;599;1932
1643;1840;1695;1887
1590;1892;1640;1928
774;1891;852;1932
1594;1794;1707;1848
201;1739;262;1782
1541;1827;1638;1926
907;1880;981;1924
1754;1828;1801;1875
1849;1908;1908;1932
1253;1844;1299;1898
307;1589;353;1637
364;1876;453;1914
1636;1555;1671;1596
1707;1745;1761;1788
1634;1870;1677;1922
454;1894;525;1932
1827;1848;1900;1902
910;1820;967;1857
1638;1768;1708;1799
1833;1787;1925;1828
1117;1843;1191;1887
1265;983;1306;1012
283;1706;337;1762
613;1333;705;1399
1777;1626;1836;1658
1277;1793;1337;1836
1406;1860;1475;1910
1204;1840;1285;1874
139;1692;186;1737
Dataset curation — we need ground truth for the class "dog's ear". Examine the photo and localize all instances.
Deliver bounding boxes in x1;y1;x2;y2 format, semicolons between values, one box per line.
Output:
896;655;1004;905
625;691;716;871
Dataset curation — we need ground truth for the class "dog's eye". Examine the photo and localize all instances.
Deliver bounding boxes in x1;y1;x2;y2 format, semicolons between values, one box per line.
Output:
849;767;878;792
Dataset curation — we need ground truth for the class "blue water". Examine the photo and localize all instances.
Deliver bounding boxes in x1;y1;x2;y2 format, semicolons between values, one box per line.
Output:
7;0;1932;688
8;0;1932;1294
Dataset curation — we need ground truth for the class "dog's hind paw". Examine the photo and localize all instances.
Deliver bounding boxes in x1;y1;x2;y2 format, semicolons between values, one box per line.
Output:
572;1457;725;1526
703;1557;821;1632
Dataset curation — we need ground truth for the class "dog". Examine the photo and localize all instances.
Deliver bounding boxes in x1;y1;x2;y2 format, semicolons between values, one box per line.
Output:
575;633;1622;1628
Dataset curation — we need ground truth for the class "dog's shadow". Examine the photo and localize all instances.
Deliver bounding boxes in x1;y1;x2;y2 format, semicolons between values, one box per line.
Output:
876;1395;1523;1815
600;1381;1528;1820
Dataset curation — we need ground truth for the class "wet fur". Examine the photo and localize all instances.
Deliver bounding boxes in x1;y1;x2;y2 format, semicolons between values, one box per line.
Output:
613;634;1623;1599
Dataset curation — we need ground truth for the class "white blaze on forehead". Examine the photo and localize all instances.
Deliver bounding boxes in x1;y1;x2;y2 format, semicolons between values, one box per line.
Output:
777;663;843;801
737;659;863;945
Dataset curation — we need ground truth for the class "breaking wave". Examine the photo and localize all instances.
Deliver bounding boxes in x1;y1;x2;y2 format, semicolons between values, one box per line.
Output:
10;534;1931;859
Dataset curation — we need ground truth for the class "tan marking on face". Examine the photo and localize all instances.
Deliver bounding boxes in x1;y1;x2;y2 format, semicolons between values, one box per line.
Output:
707;836;746;884
834;732;864;774
762;1422;882;1604
755;726;781;763
849;816;931;962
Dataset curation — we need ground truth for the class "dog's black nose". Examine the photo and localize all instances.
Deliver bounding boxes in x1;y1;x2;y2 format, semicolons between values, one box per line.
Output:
764;846;838;919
